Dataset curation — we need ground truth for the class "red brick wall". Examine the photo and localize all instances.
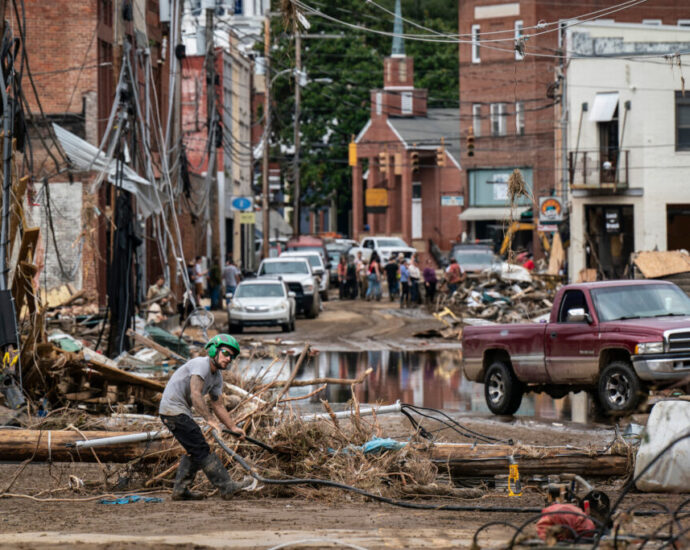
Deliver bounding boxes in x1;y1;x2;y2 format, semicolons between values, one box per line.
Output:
20;0;98;115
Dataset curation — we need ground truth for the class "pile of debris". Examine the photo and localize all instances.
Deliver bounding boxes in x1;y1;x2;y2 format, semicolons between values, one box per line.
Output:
430;264;560;337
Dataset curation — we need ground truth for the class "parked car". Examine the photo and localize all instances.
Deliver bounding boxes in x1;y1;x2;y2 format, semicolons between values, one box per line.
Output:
280;250;330;301
227;278;296;333
462;280;690;416
285;235;329;264
449;243;500;274
256;257;320;318
349;236;416;263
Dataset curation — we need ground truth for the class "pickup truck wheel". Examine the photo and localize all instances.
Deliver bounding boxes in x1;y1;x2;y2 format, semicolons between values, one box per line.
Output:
598;362;642;414
484;361;524;415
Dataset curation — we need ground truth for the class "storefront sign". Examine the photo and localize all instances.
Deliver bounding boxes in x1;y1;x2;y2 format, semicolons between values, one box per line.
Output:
539;197;564;224
605;209;620;233
365;188;388;207
441;195;464;207
239;212;256;224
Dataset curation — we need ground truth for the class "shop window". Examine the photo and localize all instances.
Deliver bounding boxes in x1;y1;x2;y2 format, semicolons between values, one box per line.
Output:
585;204;634;279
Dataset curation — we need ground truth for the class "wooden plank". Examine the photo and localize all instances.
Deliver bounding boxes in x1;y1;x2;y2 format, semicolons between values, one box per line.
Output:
10;262;37;322
8;174;28;255
0;429;180;463
81;347;166;393
634;250;690;279
126;329;186;363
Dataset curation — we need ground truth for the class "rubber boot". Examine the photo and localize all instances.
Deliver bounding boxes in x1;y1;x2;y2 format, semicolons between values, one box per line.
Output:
201;454;252;500
171;455;205;501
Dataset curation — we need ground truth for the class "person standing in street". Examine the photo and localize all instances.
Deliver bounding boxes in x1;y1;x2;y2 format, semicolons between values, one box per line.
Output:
355;251;368;300
159;334;251;500
346;255;358;299
194;256;208;305
446;257;465;295
365;252;382;301
422;259;438;305
223;258;242;306
399;258;411;308
408;256;421;306
384;255;400;301
337;255;348;299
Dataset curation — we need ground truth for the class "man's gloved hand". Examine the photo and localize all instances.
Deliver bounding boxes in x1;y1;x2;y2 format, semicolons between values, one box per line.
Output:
227;426;246;440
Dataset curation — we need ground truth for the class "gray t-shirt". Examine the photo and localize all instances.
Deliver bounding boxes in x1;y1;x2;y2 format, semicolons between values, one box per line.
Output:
223;264;240;288
159;357;223;417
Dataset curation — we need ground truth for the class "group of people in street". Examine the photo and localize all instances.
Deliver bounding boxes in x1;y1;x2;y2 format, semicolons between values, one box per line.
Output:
186;256;243;310
336;251;466;308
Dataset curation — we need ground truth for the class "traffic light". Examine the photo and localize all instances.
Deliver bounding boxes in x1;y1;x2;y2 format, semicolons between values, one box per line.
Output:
410;151;419;172
467;127;475;157
379;151;388;174
436;137;445;167
348;139;357;167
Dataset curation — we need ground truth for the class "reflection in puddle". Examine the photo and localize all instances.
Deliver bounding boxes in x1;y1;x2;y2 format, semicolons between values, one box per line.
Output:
238;350;570;420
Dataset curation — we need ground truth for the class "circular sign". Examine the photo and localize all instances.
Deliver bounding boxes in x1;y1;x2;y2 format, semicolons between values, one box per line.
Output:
231;197;252;211
540;198;562;221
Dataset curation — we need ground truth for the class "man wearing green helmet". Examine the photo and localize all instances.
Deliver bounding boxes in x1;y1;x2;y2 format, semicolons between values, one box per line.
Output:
159;333;250;500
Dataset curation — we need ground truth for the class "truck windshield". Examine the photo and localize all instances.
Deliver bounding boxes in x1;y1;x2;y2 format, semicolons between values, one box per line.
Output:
591;284;690;322
453;249;495;265
376;238;407;248
260;261;309;275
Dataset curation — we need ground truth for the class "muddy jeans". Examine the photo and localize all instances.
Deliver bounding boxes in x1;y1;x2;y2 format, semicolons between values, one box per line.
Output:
160;413;210;464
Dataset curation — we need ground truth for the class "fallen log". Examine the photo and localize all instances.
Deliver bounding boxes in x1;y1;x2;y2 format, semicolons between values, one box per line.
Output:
430;443;630;477
126;329;186;363
0;430;180;463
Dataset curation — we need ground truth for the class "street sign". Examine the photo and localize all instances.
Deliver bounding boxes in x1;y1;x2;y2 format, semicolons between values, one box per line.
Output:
365;188;388;208
239;212;256;224
230;196;253;211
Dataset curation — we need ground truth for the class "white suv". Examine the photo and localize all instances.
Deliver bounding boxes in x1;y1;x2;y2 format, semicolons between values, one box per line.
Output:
279;251;330;301
257;257;320;318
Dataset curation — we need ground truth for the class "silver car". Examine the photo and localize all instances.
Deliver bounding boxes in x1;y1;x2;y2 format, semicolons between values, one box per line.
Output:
227;278;296;333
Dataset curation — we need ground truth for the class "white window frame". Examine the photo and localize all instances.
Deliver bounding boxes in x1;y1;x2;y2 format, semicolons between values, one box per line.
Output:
401;91;413;114
514;20;524;60
516;101;525;136
642;19;662;25
679;19;690;27
490;103;507;136
472;104;482;137
471;24;480;64
376;92;382;116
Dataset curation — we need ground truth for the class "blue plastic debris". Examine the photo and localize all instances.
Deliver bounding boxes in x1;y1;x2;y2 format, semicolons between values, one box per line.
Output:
100;494;163;505
361;437;407;454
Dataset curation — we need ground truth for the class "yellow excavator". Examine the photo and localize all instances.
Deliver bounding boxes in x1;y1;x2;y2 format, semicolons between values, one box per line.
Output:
499;222;551;256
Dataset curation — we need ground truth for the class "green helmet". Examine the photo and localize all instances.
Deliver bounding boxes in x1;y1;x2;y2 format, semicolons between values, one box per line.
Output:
205;334;240;359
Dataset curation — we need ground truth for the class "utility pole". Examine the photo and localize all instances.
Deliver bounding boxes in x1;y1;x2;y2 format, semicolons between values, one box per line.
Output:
205;6;220;264
292;29;301;236
261;16;271;259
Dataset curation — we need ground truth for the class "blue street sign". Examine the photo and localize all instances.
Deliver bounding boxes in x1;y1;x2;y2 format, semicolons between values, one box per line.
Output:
230;196;253;211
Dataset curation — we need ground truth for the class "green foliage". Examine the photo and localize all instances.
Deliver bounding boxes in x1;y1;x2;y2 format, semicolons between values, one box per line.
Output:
268;0;458;218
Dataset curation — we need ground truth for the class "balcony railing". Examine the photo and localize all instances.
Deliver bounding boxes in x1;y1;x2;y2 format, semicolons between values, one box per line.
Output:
568;149;629;190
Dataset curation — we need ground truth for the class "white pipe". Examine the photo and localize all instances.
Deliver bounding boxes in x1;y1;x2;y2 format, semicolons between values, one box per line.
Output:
71;430;168;449
301;401;402;422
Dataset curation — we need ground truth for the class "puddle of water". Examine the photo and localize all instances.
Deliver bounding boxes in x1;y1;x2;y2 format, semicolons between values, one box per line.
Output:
238;350;572;420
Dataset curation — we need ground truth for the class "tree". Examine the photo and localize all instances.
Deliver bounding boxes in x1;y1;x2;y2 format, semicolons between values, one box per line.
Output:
267;0;458;231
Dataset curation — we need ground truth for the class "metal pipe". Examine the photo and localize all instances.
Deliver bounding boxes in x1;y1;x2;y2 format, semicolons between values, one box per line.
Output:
67;430;168;449
301;400;402;422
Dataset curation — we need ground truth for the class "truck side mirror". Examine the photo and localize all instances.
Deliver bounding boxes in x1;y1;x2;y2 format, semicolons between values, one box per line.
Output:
566;308;592;323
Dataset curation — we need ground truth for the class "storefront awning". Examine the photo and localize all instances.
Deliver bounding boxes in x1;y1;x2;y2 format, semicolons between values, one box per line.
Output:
458;206;529;221
589;92;619;122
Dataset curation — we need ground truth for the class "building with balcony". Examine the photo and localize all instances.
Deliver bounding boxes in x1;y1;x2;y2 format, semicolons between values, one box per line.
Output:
565;22;690;280
457;0;690;258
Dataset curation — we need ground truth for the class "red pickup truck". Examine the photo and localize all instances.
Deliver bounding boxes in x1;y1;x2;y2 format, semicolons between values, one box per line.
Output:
462;280;690;415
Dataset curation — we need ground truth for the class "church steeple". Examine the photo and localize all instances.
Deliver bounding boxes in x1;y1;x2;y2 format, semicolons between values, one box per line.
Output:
392;0;404;57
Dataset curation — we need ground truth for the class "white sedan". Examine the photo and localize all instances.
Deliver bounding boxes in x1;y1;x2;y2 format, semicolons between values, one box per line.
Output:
227;279;296;333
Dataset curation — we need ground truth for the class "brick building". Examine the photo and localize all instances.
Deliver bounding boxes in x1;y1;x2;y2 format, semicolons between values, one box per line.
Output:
352;4;462;258
458;0;690;257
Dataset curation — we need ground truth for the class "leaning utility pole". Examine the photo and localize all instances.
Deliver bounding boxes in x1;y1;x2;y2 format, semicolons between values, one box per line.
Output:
292;29;301;236
261;17;271;259
205;6;220;263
